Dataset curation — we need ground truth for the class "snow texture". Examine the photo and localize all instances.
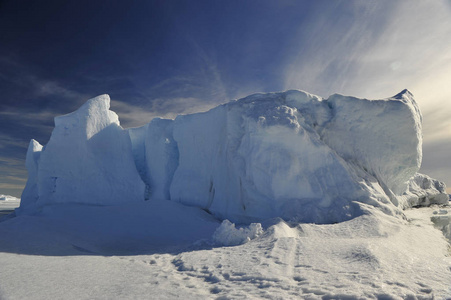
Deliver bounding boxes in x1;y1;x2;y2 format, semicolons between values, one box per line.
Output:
403;173;449;207
19;90;448;223
1;201;451;299
212;219;263;246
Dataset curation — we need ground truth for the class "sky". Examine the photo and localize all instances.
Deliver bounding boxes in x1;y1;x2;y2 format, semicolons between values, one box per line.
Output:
0;0;450;197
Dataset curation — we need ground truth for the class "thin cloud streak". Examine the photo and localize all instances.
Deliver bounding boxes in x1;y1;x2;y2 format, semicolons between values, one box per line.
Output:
283;2;398;97
0;55;86;102
282;1;451;187
184;36;229;102
283;1;451;122
111;97;219;129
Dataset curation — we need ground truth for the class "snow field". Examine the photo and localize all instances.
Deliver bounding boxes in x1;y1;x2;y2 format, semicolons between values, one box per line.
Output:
1;201;450;299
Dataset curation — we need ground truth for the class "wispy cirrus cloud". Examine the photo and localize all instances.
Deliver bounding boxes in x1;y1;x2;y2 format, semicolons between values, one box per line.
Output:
0;56;90;196
111;96;219;129
111;35;232;128
283;1;451;128
283;2;399;97
282;1;451;186
0;54;99;122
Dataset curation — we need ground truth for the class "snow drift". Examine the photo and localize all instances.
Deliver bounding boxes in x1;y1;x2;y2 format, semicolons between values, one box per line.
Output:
17;90;448;223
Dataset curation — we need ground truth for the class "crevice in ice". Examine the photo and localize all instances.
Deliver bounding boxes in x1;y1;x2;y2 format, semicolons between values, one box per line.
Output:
144;185;151;201
51;177;58;194
166;140;180;201
239;177;246;211
206;180;215;210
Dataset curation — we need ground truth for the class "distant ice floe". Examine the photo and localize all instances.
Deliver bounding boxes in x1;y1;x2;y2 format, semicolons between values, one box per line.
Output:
0;195;20;202
0;194;20;212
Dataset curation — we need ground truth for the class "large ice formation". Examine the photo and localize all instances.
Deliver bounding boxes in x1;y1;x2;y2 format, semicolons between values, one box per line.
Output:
18;90;448;223
19;95;145;212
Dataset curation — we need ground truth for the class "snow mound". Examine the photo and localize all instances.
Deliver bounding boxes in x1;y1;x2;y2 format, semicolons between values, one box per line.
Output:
213;220;263;246
19;90;448;223
403;173;449;207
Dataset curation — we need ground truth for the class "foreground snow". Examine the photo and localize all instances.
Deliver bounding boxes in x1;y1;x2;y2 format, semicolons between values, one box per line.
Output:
1;200;450;299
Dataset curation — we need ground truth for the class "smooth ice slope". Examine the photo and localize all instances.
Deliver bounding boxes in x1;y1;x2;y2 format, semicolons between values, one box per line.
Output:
19;90;448;223
19;95;145;211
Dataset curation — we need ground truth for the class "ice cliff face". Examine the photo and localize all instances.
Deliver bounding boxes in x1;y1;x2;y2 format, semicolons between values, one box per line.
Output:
18;90;448;223
19;95;145;211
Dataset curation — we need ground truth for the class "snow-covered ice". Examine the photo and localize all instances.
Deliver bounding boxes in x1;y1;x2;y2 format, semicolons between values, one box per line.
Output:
1;89;450;299
18;89;448;223
17;95;145;213
404;173;449;207
212;219;264;246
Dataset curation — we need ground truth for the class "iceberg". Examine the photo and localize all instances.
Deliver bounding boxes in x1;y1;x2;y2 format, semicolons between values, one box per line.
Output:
18;90;448;223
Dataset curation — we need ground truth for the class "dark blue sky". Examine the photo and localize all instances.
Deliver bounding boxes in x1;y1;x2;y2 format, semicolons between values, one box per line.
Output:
1;0;451;197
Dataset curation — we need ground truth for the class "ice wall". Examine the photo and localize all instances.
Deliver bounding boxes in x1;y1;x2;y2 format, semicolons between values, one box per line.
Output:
170;92;384;222
19;95;145;212
19;90;448;223
321;90;422;198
